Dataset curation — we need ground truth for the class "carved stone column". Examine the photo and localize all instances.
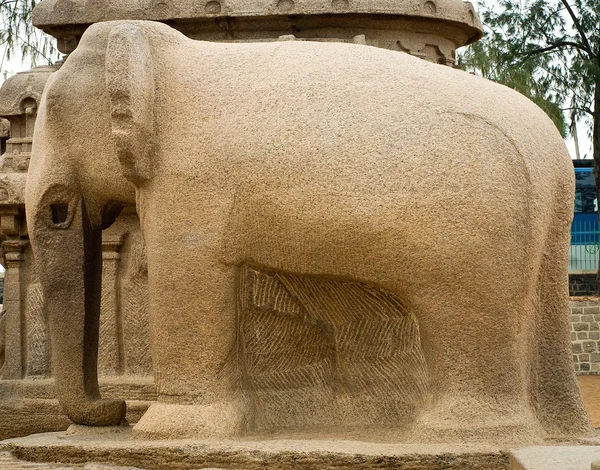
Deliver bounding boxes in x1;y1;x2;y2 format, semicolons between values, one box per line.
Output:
98;234;124;376
25;273;49;377
1;215;27;379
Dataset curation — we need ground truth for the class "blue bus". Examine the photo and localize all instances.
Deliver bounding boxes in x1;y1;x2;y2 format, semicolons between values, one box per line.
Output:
570;160;600;273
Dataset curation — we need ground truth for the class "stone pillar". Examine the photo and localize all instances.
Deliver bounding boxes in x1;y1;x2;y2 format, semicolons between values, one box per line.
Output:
1;216;27;379
25;276;49;377
120;224;151;376
98;234;124;376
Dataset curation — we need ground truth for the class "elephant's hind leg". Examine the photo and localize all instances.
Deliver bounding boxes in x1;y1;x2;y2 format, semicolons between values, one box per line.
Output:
528;205;593;439
377;257;547;445
403;288;546;444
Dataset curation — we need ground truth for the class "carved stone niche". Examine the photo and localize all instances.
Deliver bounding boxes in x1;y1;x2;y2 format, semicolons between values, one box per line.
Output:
0;66;57;173
32;0;483;66
0;68;155;440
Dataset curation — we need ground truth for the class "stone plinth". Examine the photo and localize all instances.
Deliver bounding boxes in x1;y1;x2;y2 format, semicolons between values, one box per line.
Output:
509;446;600;470
0;428;510;469
6;432;600;470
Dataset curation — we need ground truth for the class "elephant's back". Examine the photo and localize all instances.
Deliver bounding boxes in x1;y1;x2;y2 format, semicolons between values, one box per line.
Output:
70;20;571;201
156;38;570;204
127;24;571;297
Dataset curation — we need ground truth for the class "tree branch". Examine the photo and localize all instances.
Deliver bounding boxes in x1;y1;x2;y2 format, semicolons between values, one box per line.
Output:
562;106;594;116
559;0;593;55
522;41;589;57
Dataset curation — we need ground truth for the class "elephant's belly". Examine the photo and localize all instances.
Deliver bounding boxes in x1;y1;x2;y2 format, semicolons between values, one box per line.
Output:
227;184;533;299
140;168;535;298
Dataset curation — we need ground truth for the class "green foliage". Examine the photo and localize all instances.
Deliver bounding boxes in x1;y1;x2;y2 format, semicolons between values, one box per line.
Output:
459;0;599;146
461;0;600;288
0;0;59;75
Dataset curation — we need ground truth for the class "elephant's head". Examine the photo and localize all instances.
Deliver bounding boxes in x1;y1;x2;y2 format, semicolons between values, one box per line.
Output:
25;22;158;426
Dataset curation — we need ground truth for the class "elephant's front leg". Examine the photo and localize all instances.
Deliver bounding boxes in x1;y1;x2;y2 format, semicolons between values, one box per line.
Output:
132;189;244;440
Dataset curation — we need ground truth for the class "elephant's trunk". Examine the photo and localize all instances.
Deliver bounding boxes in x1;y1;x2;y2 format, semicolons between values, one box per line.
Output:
30;194;125;426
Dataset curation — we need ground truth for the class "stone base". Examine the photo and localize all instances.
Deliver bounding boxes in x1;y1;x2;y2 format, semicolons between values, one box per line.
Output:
5;428;600;470
510;446;600;470
0;427;511;469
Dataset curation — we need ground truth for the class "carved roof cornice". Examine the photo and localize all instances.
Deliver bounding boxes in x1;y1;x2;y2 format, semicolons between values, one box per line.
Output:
33;0;482;52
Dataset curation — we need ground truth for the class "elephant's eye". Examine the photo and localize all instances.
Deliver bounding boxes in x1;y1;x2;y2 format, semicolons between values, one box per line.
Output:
50;203;69;225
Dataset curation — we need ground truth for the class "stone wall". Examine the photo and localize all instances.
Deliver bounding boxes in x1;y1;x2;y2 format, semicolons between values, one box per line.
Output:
570;274;596;297
571;297;600;374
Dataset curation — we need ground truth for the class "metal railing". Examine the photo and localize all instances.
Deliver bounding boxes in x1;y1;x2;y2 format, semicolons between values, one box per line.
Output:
570;218;600;274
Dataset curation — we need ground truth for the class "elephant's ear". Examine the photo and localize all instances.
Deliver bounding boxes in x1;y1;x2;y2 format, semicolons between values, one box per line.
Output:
106;24;155;185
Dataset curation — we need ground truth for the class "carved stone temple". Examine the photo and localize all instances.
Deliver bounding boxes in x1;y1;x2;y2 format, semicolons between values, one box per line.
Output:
0;1;596;469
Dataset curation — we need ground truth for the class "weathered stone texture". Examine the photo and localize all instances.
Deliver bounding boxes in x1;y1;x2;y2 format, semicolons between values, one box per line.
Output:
0;378;155;440
117;218;151;377
21;17;591;445
240;267;429;435
32;0;482;67
0;430;512;470
98;211;152;378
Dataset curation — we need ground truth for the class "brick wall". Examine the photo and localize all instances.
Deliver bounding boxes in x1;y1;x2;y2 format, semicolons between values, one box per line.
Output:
571;297;600;374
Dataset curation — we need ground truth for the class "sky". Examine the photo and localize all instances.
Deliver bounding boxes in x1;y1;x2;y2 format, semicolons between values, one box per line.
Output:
1;58;31;79
566;122;594;160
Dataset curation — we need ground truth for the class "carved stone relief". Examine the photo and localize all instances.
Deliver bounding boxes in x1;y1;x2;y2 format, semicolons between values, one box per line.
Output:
99;210;152;378
240;266;429;435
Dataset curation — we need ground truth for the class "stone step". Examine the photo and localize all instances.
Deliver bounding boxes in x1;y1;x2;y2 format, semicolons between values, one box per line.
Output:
509;446;600;470
0;429;510;469
0;452;149;470
0;451;75;468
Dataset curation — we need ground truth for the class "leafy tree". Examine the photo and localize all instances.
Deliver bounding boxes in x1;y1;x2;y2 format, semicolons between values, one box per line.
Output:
0;0;58;76
460;0;600;290
460;26;568;136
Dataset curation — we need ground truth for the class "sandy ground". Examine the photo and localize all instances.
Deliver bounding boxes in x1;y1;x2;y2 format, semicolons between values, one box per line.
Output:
578;376;600;427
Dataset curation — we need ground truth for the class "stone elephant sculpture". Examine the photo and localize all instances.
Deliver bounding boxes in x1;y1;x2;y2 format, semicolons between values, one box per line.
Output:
25;20;592;443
